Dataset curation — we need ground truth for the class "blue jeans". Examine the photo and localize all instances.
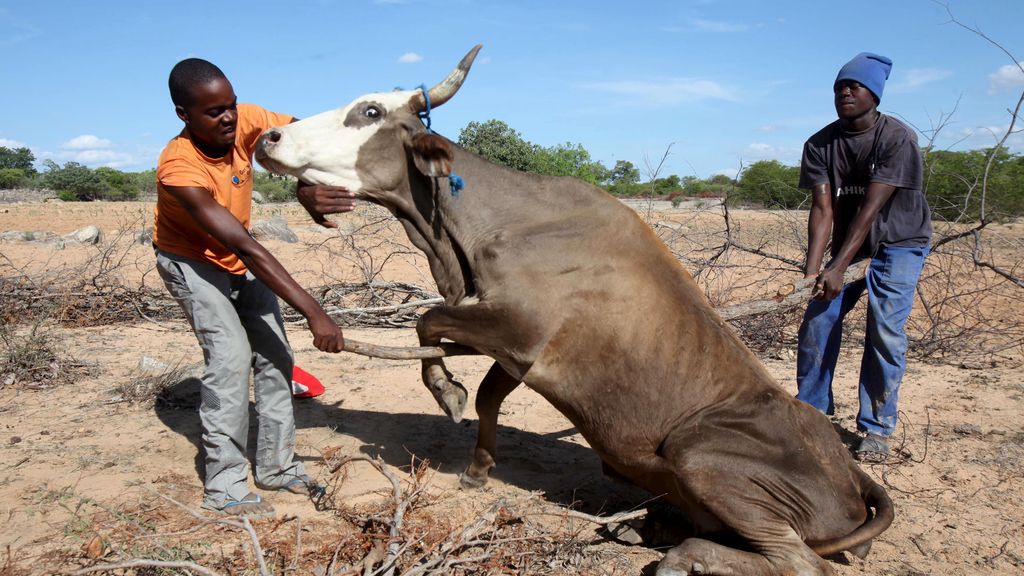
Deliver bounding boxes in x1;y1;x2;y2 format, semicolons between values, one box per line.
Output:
796;245;928;437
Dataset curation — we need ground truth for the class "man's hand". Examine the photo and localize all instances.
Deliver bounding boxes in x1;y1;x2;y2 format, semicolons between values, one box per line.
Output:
308;311;345;353
297;183;356;228
814;265;847;301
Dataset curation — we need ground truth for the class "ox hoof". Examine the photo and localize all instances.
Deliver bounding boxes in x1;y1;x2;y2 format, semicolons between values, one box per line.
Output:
458;471;488;490
431;380;467;423
656;557;705;576
605;520;645;545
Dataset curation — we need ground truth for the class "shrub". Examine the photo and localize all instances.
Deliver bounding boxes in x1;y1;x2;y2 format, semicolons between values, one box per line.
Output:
0;168;28;189
0;322;89;390
41;160;106;201
736;160;805;208
253;170;296;202
95;167;139;200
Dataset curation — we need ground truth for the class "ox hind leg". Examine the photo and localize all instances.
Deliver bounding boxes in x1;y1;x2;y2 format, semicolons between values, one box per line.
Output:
656;531;831;576
459;362;520;489
656;450;834;575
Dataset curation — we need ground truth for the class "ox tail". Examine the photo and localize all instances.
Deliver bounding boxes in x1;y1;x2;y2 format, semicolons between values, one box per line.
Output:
807;470;894;559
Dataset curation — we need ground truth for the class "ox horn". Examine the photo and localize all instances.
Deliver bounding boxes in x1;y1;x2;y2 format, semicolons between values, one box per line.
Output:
412;44;482;112
343;338;481;360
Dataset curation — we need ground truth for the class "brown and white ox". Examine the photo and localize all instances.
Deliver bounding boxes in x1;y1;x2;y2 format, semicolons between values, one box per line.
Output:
256;46;893;576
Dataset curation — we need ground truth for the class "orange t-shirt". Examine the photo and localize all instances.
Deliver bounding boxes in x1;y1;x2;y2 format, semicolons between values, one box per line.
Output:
153;103;293;274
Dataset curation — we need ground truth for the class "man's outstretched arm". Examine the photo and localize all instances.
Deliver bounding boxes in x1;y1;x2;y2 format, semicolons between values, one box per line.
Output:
163;184;345;352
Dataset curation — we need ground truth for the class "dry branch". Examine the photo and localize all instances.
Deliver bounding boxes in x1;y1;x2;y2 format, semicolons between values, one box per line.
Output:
148;490;271;576
69;559;224;576
718;265;868;321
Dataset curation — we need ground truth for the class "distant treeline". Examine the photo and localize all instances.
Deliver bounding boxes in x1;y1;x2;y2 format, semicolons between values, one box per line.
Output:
0;145;295;203
2;125;1021;221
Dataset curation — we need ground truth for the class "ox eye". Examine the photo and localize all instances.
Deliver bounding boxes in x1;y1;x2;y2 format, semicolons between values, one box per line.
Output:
364;105;383;120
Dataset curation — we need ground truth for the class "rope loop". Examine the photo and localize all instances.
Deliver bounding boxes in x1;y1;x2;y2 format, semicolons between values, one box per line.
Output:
418;83;432;132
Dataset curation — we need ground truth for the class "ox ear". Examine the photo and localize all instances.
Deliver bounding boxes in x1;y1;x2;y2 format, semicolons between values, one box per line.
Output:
410;132;453;177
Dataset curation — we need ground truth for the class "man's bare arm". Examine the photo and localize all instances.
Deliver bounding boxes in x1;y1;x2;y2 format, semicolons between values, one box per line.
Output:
805;183;833;279
815;182;896;300
163;184;344;352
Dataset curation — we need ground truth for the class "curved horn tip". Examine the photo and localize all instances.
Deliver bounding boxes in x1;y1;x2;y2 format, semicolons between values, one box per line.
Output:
459;44;483;70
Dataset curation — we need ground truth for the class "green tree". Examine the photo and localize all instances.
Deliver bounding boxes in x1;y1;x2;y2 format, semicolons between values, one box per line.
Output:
95;167;139;200
532;142;608;184
608;160;641;186
457;119;538;172
736;160;804;208
0;146;36;175
0;168;28;189
253;170;297;202
129;168;158;197
923;147;1024;221
604;160;643;195
41;160;106;201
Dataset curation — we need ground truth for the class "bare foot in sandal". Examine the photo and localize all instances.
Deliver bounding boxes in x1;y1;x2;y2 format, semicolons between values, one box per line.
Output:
281;476;324;496
207;492;276;519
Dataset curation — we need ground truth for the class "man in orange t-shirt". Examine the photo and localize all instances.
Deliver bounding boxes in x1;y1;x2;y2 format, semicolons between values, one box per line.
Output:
154;58;355;519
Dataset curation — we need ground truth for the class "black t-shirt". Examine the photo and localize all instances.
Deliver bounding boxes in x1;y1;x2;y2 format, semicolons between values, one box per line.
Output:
800;114;932;259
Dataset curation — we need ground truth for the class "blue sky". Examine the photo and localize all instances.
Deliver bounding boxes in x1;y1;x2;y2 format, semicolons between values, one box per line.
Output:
1;0;1022;179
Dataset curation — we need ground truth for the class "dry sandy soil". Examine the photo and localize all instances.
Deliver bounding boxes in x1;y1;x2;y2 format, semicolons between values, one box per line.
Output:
0;200;1021;575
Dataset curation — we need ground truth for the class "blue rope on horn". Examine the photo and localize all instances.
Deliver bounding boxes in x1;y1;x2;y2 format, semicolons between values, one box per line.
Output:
416;83;465;198
417;83;432;133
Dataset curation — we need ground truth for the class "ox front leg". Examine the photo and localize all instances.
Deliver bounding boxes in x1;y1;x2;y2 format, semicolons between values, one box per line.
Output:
417;310;469;423
460;362;520;489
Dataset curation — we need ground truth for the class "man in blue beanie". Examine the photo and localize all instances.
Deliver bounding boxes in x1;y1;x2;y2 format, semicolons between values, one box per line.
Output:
795;52;932;461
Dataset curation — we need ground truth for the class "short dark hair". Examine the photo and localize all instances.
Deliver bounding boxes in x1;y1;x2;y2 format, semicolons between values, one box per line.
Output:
168;58;227;107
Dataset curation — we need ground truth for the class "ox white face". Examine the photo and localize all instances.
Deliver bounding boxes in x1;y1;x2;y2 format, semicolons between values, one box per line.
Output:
256;89;419;191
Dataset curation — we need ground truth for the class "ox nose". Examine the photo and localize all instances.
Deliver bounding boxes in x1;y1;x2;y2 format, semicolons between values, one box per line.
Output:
264;128;282;143
256;129;282;159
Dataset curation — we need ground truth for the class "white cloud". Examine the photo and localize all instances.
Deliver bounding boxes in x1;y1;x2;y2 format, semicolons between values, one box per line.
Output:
53;148;137;169
62;135;113;150
889;68;953;93
398;52;423;64
688;17;749;33
949;124;1024;151
661;16;758;34
743;142;801;163
988;62;1024;94
585;78;737;105
756;125;781;133
33;134;147;169
0;137;29;149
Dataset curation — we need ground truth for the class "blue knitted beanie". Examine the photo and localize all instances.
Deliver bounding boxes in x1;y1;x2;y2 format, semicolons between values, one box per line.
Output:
834;52;892;102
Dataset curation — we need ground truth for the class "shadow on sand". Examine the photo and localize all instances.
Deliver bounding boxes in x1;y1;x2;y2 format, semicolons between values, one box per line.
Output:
153;376;653;514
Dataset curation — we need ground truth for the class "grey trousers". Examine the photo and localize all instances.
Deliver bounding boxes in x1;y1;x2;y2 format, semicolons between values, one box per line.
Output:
156;250;307;509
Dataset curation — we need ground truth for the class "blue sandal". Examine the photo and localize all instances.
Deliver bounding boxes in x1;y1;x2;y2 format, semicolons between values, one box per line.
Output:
282;476;325;497
214;493;276;520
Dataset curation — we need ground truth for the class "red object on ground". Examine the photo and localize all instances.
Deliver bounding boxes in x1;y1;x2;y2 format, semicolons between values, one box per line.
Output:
291;365;325;398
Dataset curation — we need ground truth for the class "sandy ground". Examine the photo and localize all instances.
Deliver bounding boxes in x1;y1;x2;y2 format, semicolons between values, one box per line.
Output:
0;200;1021;575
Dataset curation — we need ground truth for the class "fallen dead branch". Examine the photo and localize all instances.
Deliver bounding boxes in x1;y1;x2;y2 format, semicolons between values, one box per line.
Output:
717;265;867;321
318;450;635;575
69;559;223;576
